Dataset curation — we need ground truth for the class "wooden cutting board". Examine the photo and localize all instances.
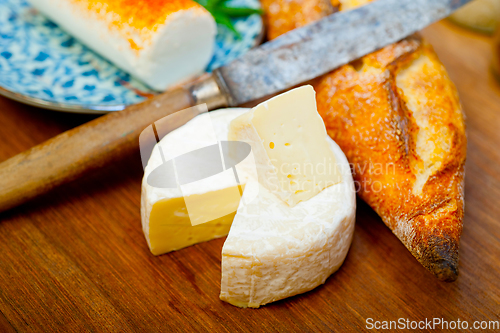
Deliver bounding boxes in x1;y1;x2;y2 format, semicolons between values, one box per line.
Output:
0;21;499;332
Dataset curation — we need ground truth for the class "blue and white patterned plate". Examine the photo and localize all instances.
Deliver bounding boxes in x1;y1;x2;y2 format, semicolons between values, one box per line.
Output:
0;0;263;113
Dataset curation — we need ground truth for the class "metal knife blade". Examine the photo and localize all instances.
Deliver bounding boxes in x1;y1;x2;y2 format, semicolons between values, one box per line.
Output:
0;0;473;214
216;0;471;106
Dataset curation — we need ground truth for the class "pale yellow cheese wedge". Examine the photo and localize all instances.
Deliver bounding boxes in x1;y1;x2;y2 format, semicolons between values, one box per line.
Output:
141;109;255;255
145;189;237;256
228;85;341;207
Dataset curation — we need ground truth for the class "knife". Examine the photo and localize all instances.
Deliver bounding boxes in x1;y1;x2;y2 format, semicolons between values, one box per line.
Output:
0;0;471;213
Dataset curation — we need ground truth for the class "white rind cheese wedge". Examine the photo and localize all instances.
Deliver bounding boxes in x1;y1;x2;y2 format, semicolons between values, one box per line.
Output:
220;137;356;308
141;88;355;308
229;85;342;207
28;0;216;90
141;109;256;255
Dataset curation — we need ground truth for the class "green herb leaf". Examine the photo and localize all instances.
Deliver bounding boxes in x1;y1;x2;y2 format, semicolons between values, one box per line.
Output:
193;0;208;7
205;0;225;10
194;0;262;39
218;6;263;17
212;12;242;39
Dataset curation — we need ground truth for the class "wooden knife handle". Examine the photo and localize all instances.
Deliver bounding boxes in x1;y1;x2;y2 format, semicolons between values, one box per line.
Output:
0;74;228;213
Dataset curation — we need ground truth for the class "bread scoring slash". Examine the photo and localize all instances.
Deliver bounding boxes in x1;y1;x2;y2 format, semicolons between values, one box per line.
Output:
27;0;217;90
315;37;466;282
262;0;466;281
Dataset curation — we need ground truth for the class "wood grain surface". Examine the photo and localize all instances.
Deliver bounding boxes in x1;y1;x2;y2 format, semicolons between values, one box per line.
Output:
0;21;499;332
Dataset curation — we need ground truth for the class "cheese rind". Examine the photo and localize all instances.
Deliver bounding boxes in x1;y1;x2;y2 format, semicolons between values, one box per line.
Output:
141;109;255;255
229;85;341;207
220;137;356;308
141;99;355;308
28;0;216;90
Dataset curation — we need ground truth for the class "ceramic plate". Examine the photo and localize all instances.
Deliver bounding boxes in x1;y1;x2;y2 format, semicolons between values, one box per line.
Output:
0;0;263;113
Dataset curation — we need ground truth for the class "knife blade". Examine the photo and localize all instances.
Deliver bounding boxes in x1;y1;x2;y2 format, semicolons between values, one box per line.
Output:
0;0;471;213
218;0;472;105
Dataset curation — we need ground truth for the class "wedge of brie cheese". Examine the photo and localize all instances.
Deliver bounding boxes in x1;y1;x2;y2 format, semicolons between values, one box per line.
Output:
229;85;342;207
141;86;355;308
220;131;355;308
28;0;217;90
141;109;257;255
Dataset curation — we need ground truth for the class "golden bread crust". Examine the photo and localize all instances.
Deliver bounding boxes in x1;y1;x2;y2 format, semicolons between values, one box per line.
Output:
264;1;466;281
314;37;466;281
261;0;339;39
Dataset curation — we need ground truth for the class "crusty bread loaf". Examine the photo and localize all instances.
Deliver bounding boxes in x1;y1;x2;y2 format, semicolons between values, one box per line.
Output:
261;0;339;39
261;0;466;281
261;0;373;40
314;36;466;281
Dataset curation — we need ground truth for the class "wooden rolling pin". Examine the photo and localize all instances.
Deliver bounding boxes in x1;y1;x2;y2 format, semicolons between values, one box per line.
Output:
0;74;229;213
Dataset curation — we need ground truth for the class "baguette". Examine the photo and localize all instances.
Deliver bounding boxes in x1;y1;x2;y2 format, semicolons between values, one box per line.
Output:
261;0;466;281
261;0;339;39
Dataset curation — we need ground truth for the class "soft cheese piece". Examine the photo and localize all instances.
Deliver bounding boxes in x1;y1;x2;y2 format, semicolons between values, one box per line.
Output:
220;137;356;308
28;0;216;90
141;109;256;255
228;85;342;207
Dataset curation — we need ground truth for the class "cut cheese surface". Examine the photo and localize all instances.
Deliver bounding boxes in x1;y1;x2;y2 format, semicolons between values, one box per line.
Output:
220;138;356;308
27;0;216;90
146;195;235;256
229;85;341;207
141;109;256;255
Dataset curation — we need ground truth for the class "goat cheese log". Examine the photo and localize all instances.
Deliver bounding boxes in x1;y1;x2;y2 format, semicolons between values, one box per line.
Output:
28;0;217;90
262;0;467;281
